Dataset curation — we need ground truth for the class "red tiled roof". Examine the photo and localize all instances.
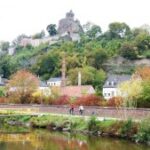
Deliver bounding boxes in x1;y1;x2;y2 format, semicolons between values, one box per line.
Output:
60;85;95;97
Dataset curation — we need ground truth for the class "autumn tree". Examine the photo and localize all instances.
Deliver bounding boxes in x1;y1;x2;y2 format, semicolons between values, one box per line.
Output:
119;79;142;107
136;66;150;80
135;67;150;107
7;70;39;103
119;79;142;119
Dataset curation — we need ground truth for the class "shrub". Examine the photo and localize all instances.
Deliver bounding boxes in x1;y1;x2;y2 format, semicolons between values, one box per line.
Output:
107;97;123;107
120;119;137;138
135;118;150;144
0;88;5;97
87;116;99;132
52;95;70;105
0;97;8;103
75;94;103;106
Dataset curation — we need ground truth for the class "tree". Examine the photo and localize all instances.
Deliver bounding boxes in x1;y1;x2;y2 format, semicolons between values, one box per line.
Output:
32;30;45;39
134;32;150;52
68;66;95;85
120;43;137;60
86;48;108;69
108;22;131;39
86;25;102;39
136;66;150;80
138;81;150;108
7;70;39;103
119;79;142;107
68;66;106;94
32;51;60;80
0;41;10;51
119;79;142;119
93;69;106;95
0;55;11;78
46;24;57;36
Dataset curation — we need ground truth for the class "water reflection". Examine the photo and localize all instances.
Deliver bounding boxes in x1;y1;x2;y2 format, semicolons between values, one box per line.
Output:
0;130;149;150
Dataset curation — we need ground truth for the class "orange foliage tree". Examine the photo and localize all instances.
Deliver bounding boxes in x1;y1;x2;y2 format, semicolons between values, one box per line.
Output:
136;66;150;80
7;70;39;103
107;97;123;107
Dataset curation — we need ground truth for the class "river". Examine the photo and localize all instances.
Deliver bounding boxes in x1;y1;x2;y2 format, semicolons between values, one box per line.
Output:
0;129;149;150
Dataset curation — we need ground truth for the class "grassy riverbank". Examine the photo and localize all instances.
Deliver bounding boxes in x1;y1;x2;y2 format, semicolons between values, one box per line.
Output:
0;113;149;145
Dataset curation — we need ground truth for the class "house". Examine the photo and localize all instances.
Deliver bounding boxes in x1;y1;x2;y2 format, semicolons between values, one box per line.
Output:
39;81;51;96
60;85;95;97
0;75;7;87
103;74;131;100
47;77;62;86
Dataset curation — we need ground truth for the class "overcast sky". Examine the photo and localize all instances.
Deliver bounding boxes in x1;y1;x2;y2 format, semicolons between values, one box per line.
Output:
0;0;150;42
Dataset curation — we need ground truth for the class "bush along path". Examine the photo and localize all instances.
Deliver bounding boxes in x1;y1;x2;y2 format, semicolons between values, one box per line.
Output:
0;114;149;146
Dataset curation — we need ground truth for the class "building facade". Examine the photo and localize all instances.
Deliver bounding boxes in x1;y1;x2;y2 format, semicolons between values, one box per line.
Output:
47;77;62;87
103;74;131;100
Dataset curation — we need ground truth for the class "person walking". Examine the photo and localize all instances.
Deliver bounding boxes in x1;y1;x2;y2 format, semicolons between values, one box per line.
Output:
79;105;84;115
69;104;74;115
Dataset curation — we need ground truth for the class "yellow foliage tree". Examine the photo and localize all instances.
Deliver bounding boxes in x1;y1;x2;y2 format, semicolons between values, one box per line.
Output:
119;79;142;107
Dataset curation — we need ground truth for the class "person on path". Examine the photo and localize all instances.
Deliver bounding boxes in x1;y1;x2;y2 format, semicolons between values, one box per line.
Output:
79;105;84;115
69;104;74;115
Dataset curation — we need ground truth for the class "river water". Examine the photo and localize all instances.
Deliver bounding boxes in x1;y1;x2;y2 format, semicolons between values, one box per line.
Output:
0;129;149;150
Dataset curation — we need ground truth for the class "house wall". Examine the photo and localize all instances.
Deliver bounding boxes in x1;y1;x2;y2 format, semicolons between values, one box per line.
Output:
39;87;51;96
103;87;118;100
47;81;61;86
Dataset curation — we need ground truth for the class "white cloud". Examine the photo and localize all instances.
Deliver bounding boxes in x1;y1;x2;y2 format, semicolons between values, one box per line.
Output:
0;0;150;41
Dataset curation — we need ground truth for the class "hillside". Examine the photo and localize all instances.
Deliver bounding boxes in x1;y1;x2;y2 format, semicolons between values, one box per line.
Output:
1;11;150;94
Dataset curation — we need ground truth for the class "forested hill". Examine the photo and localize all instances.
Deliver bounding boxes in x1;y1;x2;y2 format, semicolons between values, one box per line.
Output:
1;21;150;93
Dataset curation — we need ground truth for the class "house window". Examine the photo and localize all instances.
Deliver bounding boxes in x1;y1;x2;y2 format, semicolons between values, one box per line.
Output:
104;93;107;97
108;93;111;97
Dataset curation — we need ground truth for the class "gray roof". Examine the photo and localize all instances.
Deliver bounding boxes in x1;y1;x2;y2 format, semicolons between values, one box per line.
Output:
39;81;48;87
103;74;131;88
47;77;61;82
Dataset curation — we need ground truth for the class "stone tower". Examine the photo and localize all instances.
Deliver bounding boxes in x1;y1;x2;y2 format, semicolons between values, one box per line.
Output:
58;10;83;35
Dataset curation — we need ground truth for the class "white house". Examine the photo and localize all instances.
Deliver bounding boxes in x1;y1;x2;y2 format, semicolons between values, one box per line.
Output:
103;74;131;100
0;75;7;87
39;81;51;96
47;77;62;87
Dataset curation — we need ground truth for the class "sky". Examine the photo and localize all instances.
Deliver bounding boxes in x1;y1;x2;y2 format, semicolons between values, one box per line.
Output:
0;0;150;42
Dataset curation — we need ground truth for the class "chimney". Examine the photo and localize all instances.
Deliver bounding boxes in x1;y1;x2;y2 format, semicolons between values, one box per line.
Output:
61;57;66;87
78;71;81;86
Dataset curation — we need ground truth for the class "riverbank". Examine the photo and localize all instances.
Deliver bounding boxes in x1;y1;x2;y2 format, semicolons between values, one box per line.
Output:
0;113;149;146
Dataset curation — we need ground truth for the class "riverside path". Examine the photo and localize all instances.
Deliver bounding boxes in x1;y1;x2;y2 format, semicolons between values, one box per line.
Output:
0;104;149;121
